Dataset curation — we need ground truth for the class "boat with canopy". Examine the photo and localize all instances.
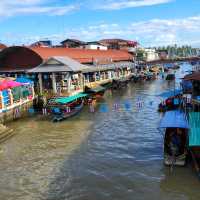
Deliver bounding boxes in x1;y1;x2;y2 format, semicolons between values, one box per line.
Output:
157;89;183;112
85;85;106;98
188;112;200;177
158;110;189;167
46;93;88;122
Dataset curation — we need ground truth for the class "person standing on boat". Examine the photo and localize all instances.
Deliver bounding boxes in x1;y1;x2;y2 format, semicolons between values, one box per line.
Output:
169;129;182;156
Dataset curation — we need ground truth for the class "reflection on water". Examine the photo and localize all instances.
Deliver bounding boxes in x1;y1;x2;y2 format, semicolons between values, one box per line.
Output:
0;65;199;200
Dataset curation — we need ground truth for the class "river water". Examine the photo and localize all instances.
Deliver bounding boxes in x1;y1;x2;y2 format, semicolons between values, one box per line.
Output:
0;64;200;200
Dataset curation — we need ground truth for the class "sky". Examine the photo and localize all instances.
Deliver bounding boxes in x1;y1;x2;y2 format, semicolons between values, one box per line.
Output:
0;0;200;47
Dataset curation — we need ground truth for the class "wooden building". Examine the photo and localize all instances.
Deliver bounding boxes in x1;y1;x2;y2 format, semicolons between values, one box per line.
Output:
30;40;52;47
60;39;86;48
99;39;138;52
0;46;135;97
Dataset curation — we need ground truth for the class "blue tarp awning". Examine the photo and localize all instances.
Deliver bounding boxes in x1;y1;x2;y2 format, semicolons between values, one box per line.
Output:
15;77;34;85
158;110;189;129
156;89;182;98
189;112;200;147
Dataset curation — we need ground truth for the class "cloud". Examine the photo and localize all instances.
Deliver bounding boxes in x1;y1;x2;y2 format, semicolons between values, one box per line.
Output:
63;15;200;46
3;15;200;47
91;0;173;10
0;0;79;17
43;15;198;47
0;0;174;17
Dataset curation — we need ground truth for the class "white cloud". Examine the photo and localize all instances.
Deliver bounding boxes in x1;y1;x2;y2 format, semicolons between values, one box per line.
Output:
91;0;173;10
3;14;200;47
0;0;79;17
63;15;200;47
0;0;174;17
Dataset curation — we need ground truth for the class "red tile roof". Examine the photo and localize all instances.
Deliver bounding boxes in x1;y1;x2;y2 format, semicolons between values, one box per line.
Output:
30;47;133;63
0;43;7;50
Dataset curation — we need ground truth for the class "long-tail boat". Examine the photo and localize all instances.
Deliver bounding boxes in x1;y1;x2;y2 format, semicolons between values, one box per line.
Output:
188;112;200;178
46;93;88;122
158;110;189;167
85;85;106;98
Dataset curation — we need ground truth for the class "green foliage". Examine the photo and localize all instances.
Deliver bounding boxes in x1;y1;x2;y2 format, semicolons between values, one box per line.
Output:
156;45;199;58
136;49;147;61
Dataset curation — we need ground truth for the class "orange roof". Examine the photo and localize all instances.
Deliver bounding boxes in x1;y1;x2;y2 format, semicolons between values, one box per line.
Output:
30;47;133;63
0;43;7;50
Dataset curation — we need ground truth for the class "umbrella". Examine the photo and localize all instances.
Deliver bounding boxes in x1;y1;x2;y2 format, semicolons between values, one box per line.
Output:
0;80;22;91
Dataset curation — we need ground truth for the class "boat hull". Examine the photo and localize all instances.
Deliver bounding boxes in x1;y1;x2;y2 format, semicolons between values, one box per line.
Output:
52;102;84;122
163;127;188;167
164;153;186;166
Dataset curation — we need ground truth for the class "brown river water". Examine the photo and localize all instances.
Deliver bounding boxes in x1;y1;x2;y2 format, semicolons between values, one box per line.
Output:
0;64;200;200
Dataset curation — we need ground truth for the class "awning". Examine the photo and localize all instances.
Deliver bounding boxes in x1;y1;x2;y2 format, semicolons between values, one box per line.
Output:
158;110;189;129
55;93;88;104
0;80;22;91
15;77;34;85
189;112;200;147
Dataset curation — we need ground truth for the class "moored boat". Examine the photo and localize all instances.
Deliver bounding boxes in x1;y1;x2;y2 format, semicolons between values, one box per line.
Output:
159;110;189;167
188;112;200;177
85;85;106;98
46;93;88;122
112;77;129;89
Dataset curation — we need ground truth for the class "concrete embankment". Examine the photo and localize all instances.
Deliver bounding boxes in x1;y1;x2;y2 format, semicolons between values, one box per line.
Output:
0;100;33;124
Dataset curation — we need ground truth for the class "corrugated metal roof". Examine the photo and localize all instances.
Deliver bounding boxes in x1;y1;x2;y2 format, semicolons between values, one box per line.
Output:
83;61;135;72
28;56;91;73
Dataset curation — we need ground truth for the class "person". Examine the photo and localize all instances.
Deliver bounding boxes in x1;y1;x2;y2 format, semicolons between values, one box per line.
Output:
169;130;181;156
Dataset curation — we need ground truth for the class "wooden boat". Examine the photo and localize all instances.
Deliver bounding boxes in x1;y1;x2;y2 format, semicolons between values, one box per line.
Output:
188;112;200;177
46;93;87;122
101;81;113;89
159;111;189;167
112;77;128;89
85;85;106;98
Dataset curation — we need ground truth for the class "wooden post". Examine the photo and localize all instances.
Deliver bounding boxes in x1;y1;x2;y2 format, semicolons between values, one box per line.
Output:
52;73;57;94
31;85;35;99
80;73;84;91
94;72;97;82
67;73;71;94
38;73;43;94
8;89;13;106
